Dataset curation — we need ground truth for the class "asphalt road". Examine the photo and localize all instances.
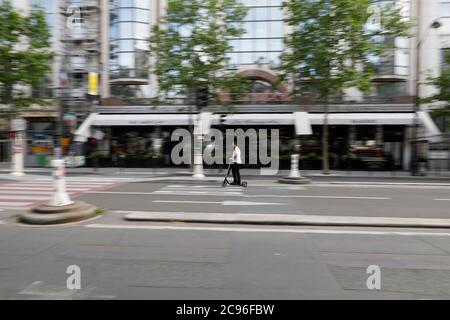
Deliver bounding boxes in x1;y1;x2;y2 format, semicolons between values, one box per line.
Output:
1;176;450;299
74;180;450;219
1;218;450;299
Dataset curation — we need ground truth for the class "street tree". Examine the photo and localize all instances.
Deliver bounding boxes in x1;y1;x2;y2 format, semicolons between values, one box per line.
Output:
280;0;410;174
149;0;250;106
423;53;450;133
0;0;54;121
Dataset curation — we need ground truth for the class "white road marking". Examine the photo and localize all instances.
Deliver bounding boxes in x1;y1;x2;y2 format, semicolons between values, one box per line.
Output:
114;171;168;175
18;281;115;299
0;190;57;195
5;184;113;189
154;191;243;196
85;223;450;237
0;195;49;200
8;181;116;185
153;200;285;206
325;181;450;186
434;199;450;201
313;183;450;190
154;200;221;204
0;186;89;191
90;191;389;200
246;195;392;200
222;201;285;206
0;201;33;207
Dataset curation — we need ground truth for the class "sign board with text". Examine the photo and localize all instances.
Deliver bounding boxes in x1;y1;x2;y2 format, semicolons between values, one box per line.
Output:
11;119;26;131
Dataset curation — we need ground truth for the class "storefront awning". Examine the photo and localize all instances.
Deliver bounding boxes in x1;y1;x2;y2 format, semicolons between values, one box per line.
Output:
417;111;442;143
293;112;313;135
74;112;440;141
73;113;97;142
308;113;416;125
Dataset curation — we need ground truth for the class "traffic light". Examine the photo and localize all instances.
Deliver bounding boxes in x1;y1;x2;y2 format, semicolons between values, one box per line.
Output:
195;85;209;109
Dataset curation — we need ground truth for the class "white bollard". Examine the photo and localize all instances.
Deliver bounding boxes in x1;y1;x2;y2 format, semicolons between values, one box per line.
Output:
48;159;73;206
11;132;25;176
288;154;301;178
192;134;205;179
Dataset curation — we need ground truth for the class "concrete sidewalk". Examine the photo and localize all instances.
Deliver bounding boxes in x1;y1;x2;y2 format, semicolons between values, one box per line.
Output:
0;162;449;179
122;211;450;229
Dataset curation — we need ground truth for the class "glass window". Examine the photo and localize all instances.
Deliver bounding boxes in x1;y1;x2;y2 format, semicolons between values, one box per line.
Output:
253;0;268;6
240;0;253;7
134;0;150;9
120;0;133;7
240;39;253;51
269;38;283;51
135;40;148;51
242;22;252;38
254;22;268;38
254;39;268;51
119;8;133;21
135;8;149;23
119;39;134;51
252;7;268;20
240;52;253;64
441;2;450;16
268;21;283;38
229;39;240;51
135;23;149;39
268;51;281;66
119;52;135;68
269;6;283;20
227;52;238;65
119;22;134;38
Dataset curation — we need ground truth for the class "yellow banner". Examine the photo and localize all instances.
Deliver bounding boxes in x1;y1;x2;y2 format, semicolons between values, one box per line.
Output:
88;72;99;95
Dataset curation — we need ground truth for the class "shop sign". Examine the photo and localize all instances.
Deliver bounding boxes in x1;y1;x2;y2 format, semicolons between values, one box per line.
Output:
350;119;377;124
11;118;26;131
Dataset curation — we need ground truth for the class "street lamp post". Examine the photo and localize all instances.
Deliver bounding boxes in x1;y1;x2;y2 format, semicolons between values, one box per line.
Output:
412;0;441;175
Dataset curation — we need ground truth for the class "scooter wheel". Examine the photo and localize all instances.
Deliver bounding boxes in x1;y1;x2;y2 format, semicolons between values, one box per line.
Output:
222;181;227;187
241;181;248;188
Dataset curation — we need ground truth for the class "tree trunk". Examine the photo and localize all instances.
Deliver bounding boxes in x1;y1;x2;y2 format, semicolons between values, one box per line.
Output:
322;100;330;175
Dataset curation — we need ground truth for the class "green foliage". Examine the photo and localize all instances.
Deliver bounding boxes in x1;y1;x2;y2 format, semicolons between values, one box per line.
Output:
279;0;410;100
149;0;250;104
0;0;54;118
424;53;450;128
94;207;107;215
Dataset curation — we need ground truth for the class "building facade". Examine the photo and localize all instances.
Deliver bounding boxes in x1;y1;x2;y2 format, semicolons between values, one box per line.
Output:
3;0;448;170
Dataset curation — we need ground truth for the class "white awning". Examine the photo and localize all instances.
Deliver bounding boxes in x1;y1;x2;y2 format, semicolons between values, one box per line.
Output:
417;111;442;143
74;112;439;141
222;113;293;125
293;112;313;135
308;113;416;125
73;113;97;142
91;114;192;126
194;112;213;135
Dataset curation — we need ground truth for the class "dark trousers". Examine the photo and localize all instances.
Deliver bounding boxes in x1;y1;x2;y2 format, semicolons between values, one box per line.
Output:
231;163;241;184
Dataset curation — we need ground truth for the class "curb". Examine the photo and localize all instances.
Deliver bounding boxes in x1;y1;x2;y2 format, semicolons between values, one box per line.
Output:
20;201;98;225
121;211;450;228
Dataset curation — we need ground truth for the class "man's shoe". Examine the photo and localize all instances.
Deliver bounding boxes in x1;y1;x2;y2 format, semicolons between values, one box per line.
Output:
230;182;238;185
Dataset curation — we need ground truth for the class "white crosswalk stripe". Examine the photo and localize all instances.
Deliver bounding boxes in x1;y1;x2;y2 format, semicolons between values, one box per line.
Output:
0;177;124;210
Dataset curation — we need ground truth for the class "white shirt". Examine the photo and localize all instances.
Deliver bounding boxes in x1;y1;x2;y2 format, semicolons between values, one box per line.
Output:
231;146;242;164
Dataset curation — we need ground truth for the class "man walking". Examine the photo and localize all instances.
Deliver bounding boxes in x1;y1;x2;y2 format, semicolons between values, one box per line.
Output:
230;142;242;185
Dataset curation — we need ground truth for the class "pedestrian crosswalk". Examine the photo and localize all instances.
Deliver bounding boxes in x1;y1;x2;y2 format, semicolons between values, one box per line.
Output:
0;178;123;210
